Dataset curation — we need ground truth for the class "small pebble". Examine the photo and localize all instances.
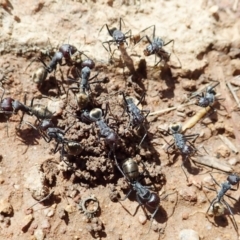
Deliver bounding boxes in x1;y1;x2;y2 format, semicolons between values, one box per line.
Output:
179;188;197;202
3;217;10;227
0;199;13;215
34;229;45;240
182;212;189;220
138;214;147;225
64;204;76;213
41;219;50;229
0;214;4;222
21;214;34;231
58;208;66;219
215;145;230;158
179;229;199;240
228;158;239;166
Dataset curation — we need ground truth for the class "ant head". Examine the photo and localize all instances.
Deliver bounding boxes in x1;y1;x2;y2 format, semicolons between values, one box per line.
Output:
1;97;14;111
89;108;103;120
227;174;240;185
59;44;77;59
144;44;155;56
109;27;117;36
81;59;95;69
169;123;182;133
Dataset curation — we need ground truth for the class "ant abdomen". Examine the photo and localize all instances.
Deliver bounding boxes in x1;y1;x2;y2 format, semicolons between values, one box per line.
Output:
146;193;160;209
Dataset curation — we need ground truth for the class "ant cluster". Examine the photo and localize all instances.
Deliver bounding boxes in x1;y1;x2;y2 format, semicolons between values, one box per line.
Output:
1;18;239;236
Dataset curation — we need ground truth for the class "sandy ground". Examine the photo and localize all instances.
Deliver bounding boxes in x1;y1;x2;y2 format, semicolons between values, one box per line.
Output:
1;0;240;240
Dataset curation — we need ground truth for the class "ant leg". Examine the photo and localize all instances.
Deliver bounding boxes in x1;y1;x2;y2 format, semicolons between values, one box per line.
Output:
102;41;112;53
184;133;199;142
222;199;238;231
119;188;133;201
64;122;76;134
138;124;147;148
209;174;221;187
154;54;163;67
38;57;51;73
204;186;218;193
119;18;126;31
137;92;146;106
53;142;60;154
0;87;5;102
147;205;160;234
209;81;220;91
139;25;156;39
164;39;174;47
181;162;189;181
206;198;217;214
166;142;175;154
224;194;238;202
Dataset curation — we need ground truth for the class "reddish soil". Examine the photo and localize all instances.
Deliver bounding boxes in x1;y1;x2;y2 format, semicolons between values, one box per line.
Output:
1;1;240;240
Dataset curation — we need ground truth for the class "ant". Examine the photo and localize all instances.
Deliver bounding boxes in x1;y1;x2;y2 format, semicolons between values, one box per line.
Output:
17;95;54;129
114;157;161;233
67;59;108;109
204;173;240;232
159;123;199;180
99;18;132;54
194;81;220;108
32;43;89;90
136;25;178;66
80;107;118;158
26;119;82;165
121;92;149;147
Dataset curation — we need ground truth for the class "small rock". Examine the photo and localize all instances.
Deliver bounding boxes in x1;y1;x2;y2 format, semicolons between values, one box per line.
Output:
58;208;66;219
138;214;147;225
215;145;230;158
182;212;189;220
21;214;34;231
3;217;10;227
64;204;75;214
202;175;214;186
47;209;54;217
0;177;4;184
34;229;45;240
181;80;197;91
0;199;13;215
41;219;50;229
179;229;199;240
228;158;239;166
0;214;4;222
179;188;197;202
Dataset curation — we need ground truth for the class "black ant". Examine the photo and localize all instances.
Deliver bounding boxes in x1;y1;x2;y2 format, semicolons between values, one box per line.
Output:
80;107;118;158
121;92;149;147
67;59;103;109
194;82;220;108
204;173;240;232
159;123;199;180
114;157;161;233
26;119;82;165
136;25;180;66
99;18;132;53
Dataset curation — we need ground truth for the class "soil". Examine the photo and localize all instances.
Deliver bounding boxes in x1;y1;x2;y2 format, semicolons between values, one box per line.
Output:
1;1;240;240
